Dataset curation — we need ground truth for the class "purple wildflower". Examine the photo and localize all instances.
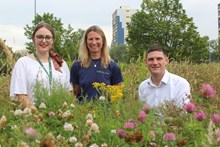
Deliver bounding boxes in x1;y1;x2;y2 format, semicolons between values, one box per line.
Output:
25;127;38;138
199;83;216;98
142;104;149;113
137;111;146;123
211;114;220;125
47;111;55;117
149;142;157;147
184;102;196;113
148;131;156;141
124;122;136;129
117;129;126;138
164;117;173;124
216;130;220;139
163;132;176;141
194;110;206;121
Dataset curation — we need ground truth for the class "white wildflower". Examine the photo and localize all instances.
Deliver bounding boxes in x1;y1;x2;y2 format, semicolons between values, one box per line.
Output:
62;110;71;118
0;115;7;123
101;143;108;147
35;139;41;144
91;123;99;133
90;143;99;147
74;142;83;147
70;103;75;108
86;113;93;120
11;125;17;130
69;136;77;143
20;141;29;147
57;134;65;141
14;109;23;116
64;122;74;131
39;102;46;109
23;107;32;115
62;101;68;108
0;115;7;127
99;96;105;100
111;129;117;134
85;119;93;127
30;105;37;114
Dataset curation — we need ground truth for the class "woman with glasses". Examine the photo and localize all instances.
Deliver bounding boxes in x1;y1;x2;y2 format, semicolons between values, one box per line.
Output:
10;22;72;108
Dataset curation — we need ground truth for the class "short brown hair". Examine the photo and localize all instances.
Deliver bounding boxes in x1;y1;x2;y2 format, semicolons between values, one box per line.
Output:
146;44;166;55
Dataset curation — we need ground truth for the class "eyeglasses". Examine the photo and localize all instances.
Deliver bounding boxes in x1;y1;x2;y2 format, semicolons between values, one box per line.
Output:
35;34;53;42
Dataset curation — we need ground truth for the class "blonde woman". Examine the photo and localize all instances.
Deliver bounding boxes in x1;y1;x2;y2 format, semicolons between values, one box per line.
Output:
70;25;123;102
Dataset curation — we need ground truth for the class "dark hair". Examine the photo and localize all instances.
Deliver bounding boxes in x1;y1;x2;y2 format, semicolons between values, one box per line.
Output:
32;22;55;40
32;22;63;67
146;44;167;56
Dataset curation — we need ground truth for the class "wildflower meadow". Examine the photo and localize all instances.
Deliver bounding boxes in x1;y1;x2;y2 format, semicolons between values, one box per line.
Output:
0;60;220;146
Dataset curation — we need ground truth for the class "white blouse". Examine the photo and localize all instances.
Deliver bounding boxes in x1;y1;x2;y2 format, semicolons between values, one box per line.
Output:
10;56;72;102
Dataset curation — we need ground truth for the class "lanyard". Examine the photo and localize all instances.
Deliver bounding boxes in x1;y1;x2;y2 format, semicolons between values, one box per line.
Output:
33;52;52;86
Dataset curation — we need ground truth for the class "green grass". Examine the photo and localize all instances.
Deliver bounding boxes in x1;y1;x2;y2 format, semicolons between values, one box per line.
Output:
0;61;220;146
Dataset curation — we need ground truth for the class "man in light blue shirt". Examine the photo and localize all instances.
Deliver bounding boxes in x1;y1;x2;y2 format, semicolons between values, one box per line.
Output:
138;44;191;108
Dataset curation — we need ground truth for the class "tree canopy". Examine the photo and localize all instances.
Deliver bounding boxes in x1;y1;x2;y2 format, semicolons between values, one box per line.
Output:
208;38;220;62
24;13;84;63
126;0;209;62
110;44;129;63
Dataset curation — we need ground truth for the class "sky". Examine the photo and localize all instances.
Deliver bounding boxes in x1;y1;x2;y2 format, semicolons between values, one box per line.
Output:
0;0;220;52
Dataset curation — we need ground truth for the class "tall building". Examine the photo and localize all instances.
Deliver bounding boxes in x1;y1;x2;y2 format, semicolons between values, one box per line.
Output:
112;6;137;46
218;3;220;37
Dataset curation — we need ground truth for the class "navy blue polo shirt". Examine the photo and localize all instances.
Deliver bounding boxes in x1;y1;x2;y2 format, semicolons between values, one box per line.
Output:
70;59;123;102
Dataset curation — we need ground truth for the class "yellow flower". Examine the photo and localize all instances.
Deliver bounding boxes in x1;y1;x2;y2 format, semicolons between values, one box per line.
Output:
93;82;124;102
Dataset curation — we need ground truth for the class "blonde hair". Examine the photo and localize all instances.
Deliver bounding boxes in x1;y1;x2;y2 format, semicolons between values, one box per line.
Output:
79;25;111;68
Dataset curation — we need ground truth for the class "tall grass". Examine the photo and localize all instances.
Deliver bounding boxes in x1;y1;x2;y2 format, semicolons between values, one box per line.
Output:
0;61;220;146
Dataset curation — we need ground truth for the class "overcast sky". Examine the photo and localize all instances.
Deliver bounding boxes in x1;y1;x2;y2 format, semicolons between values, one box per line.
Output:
0;0;220;52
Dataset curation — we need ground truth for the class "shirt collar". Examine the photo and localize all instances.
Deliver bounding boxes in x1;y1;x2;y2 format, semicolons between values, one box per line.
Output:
148;70;170;87
161;70;169;84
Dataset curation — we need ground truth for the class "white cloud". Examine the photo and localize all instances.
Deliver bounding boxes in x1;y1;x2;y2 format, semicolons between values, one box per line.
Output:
101;25;113;46
181;0;219;39
0;25;28;51
1;0;220;52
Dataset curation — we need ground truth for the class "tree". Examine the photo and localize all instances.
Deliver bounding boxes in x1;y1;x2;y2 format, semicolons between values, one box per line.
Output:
127;0;209;62
24;13;84;63
110;44;129;63
61;25;84;64
208;39;220;62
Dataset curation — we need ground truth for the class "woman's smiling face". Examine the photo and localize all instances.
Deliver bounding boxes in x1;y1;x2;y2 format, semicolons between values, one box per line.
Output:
86;31;103;55
33;27;54;53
